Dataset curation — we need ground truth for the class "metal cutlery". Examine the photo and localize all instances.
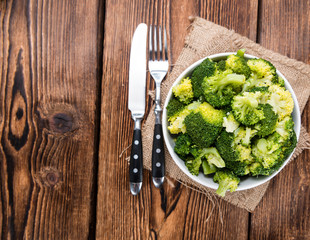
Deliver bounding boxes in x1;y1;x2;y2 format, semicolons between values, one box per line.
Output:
128;23;148;195
148;25;169;188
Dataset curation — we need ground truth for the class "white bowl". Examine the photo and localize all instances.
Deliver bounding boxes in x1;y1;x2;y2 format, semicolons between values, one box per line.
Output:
162;52;301;191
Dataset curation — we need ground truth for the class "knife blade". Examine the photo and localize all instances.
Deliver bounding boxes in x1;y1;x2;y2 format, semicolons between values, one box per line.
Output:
128;23;147;195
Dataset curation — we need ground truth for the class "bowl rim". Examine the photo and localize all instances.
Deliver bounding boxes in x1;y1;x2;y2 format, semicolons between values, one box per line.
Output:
162;52;301;191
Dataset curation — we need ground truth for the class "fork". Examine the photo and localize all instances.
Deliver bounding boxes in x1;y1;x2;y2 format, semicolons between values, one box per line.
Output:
149;25;168;188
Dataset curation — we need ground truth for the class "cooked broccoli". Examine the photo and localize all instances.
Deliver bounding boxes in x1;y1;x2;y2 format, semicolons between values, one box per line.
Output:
252;133;283;169
234;126;257;147
185;156;202;176
166;97;186;120
191;58;216;98
250;129;297;176
274;116;295;141
213;170;240;197
223;112;240;132
267;85;294;120
174;133;192;158
255;103;278;137
184;102;224;148
215;130;252;176
167;101;201;134
249;162;273;176
172;77;194;104
202;70;245;108
167;50;297;188
226;50;251;78
186;147;225;175
247;58;278;83
232;91;265;125
200;147;225;168
202;160;217;175
278;76;285;87
217;60;227;72
249;86;269;93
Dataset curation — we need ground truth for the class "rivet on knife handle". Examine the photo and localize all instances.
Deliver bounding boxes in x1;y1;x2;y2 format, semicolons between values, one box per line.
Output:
129;119;143;195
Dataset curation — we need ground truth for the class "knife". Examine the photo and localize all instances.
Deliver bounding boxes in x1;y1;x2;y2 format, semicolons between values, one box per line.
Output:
128;23;147;195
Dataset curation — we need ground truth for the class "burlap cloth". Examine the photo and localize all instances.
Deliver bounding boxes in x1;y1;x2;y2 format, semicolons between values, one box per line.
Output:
142;17;310;212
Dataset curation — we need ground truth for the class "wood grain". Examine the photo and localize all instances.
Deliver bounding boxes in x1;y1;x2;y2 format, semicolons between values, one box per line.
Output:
250;0;310;239
0;0;102;239
97;0;258;239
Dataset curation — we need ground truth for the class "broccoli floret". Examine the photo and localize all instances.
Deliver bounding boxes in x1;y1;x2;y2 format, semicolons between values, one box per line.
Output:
278;130;297;162
249;86;269;93
223;112;240;132
234;126;257;147
174;133;192;158
215;130;252;176
185;156;202;176
250;130;297;176
255;103;278;137
249;162;274;176
184;102;224;148
247;58;278;83
202;70;245;108
200;147;225;168
216;60;227;72
252;133;282;169
186;147;225;176
172;77;194;104
232;91;265;125
278;76;285;87
167;101;201;134
166;97;186;120
213;170;240;197
226;50;251;78
274;116;295;141
267;85;294;120
202;160;217;175
191;58;216;98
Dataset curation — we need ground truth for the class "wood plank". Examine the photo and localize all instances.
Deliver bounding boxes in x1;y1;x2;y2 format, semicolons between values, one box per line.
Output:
97;0;258;239
0;0;102;239
250;0;310;239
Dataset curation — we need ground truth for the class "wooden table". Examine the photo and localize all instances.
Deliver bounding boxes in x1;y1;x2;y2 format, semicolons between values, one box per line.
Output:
0;0;309;239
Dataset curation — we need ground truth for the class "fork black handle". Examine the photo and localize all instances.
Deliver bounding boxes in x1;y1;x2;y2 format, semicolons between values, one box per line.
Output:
151;124;165;179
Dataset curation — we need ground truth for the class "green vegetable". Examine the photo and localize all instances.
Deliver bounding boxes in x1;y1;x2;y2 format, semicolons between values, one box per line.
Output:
174;133;192;158
185;156;202;176
191;58;216;98
247;58;278;83
202;70;245;108
202;160;217;175
255;103;278;137
226;50;251;79
167;101;201;134
213;170;240;197
167;49;297;196
232;91;265;125
166;97;186;120
184;102;224;148
172;77;194;104
215;130;253;176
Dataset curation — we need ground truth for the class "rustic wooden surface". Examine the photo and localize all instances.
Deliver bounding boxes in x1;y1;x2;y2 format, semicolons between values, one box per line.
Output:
0;0;103;239
0;0;309;239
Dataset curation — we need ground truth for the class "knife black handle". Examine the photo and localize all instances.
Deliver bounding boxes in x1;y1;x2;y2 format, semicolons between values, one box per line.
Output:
129;129;143;183
152;124;165;178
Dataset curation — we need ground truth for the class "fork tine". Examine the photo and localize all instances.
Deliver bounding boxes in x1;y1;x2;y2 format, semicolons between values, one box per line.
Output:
154;25;157;60
158;26;162;60
164;26;168;61
149;25;153;61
